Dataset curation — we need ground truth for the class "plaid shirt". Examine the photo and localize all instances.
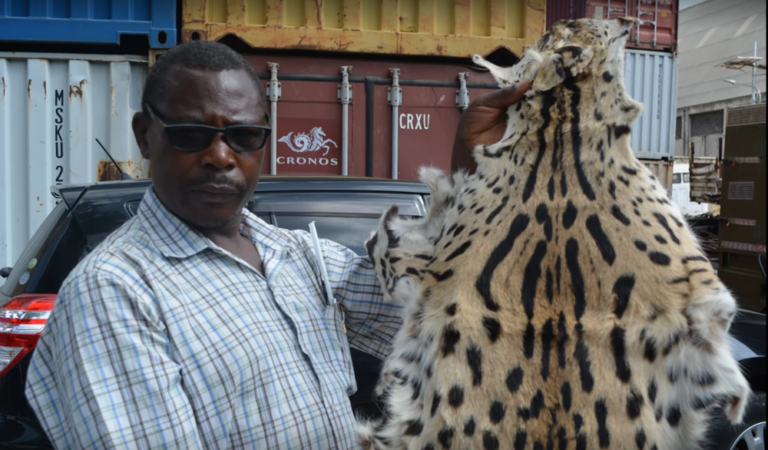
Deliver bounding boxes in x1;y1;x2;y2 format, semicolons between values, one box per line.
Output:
25;188;401;450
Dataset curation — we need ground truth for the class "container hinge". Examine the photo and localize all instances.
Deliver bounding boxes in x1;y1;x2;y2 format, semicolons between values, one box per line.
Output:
387;68;402;107
266;62;282;103
455;72;470;111
338;66;353;104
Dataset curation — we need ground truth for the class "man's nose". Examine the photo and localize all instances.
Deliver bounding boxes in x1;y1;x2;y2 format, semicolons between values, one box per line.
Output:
200;132;236;169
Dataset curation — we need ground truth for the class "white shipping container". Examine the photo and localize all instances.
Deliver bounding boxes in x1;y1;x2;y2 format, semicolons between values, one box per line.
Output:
624;49;679;160
0;52;148;270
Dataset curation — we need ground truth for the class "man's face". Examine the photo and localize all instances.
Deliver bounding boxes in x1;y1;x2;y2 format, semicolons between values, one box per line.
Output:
133;68;266;230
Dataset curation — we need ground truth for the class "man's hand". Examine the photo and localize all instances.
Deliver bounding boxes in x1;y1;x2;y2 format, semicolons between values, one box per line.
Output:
451;79;531;174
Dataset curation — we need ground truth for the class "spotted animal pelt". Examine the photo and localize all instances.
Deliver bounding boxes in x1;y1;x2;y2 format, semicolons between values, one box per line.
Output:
358;17;750;450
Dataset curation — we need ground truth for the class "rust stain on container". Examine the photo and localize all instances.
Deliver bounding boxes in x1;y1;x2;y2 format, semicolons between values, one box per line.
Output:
97;159;148;181
69;80;86;99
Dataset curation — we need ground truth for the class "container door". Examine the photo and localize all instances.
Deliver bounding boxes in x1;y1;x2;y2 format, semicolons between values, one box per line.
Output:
260;79;363;176
629;0;678;51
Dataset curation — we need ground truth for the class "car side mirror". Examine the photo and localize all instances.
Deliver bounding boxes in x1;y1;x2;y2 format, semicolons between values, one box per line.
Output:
0;267;11;278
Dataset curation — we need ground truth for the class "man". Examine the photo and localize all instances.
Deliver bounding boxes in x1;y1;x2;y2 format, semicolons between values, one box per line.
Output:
25;41;529;449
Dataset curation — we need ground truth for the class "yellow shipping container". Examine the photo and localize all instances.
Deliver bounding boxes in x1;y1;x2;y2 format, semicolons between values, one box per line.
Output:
182;0;546;58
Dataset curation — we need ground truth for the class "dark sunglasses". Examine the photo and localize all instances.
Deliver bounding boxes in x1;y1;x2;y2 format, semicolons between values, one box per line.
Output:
146;104;271;153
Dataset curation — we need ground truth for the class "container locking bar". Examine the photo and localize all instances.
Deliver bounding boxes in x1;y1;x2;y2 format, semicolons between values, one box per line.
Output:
455;72;470;111
266;62;282;175
388;68;402;180
338;66;353;176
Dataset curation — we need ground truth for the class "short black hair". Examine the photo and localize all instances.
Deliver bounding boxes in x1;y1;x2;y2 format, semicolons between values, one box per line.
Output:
141;40;265;115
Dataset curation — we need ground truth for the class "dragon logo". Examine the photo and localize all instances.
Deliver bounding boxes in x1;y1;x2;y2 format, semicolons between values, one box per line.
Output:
278;127;338;156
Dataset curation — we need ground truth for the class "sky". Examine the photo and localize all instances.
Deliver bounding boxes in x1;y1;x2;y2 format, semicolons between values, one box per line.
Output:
680;0;710;9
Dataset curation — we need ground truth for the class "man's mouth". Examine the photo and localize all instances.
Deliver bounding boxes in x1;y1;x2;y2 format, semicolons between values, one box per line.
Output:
189;183;241;203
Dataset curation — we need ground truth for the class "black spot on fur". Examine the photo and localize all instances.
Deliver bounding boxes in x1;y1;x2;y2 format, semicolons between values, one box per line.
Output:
522;240;549;320
557;311;568;368
635;428;646;449
613;275;635;318
541;319;554;381
586;214;616;265
514;429;527;450
438;426;455;449
653;212;680;245
483;316;501;343
405;419;424;435
563;201;578;229
634;240;647;251
463;416;476;436
448;385;464;408
611;205;631;225
644;337;657;362
682;255;708;263
431;269;455;281
654;235;667;244
647;379;657;404
603;71;614;82
548;176;556;200
648;252;671;266
524;322;535;358
627;388;644;419
566;239;587;320
517;407;531;420
530;390;545;418
561;172;568;197
477;214;530;311
595;109;604;121
486;195;509;225
611;326;632;382
441;326;461;356
666;405;682;427
618;174;630;186
546;268;554;304
489;401;506;424
609;180;617;200
506;367;524;393
622;165;638;176
556;256;562;293
536;203;553;241
483;430;500;450
595;400;611;447
453;225;465;237
445;303;457;316
431;391;441;416
561;382;573;412
445;240;472;262
508;174;516;185
614;125;631;139
574;324;595;392
467;345;483;386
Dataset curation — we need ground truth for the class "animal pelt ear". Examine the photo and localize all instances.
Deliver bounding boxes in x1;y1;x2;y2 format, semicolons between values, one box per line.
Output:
532;45;592;92
471;52;540;88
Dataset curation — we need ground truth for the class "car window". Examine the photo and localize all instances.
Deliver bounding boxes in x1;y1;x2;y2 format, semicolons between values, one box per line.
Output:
672;173;682;184
275;215;382;255
257;192;427;255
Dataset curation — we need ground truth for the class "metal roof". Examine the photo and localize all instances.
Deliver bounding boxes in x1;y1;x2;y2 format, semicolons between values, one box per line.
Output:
677;0;766;109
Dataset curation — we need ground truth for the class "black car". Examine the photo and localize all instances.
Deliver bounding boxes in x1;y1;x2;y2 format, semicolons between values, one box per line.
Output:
1;177;765;450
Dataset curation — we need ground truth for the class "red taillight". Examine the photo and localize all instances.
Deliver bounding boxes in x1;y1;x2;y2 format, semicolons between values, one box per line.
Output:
0;294;57;377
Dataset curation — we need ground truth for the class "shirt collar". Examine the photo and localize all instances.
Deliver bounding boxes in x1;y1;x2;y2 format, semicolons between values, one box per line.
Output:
137;187;294;259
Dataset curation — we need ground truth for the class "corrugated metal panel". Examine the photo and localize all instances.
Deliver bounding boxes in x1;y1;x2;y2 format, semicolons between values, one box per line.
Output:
624;49;678;159
181;0;546;58
0;0;176;48
0;53;148;269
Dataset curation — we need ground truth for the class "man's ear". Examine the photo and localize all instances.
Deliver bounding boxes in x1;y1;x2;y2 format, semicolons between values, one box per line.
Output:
132;111;151;160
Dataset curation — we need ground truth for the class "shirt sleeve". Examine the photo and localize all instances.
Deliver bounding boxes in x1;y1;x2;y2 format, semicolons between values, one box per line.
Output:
291;230;402;360
25;261;203;450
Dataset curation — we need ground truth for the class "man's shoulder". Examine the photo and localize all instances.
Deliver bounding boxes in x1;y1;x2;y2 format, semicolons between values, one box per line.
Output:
64;216;161;287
